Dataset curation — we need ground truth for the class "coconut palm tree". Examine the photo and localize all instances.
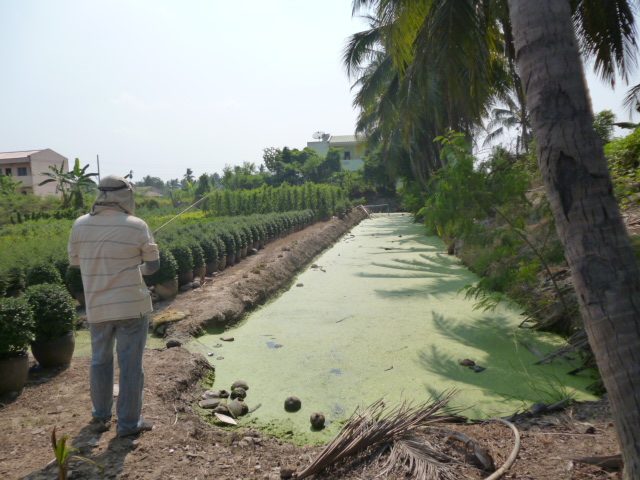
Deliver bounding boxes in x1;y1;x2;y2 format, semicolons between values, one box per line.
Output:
345;0;506;186
507;1;640;477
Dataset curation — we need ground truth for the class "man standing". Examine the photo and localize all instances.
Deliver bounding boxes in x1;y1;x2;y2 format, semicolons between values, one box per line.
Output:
68;174;159;437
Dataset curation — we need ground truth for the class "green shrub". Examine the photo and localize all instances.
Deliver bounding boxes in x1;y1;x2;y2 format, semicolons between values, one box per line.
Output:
0;297;35;359
199;238;219;264
143;249;178;285
65;267;84;292
189;243;206;268
4;265;26;294
26;263;63;287
169;244;194;274
24;283;76;342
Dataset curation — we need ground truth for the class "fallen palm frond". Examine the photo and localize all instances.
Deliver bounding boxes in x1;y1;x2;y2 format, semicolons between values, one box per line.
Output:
295;391;475;480
377;432;460;480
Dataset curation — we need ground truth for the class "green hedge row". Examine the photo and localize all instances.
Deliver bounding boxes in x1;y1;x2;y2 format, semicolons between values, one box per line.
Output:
0;210;319;297
202;183;351;219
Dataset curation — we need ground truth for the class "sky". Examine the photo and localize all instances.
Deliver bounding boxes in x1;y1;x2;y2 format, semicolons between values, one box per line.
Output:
1;1;639;183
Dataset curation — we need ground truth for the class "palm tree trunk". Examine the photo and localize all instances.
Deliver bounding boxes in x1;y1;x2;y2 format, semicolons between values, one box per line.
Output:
508;1;640;478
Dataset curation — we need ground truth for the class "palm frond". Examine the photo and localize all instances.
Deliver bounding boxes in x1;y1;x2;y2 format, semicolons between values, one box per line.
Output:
295;391;466;480
379;433;460;479
572;0;638;85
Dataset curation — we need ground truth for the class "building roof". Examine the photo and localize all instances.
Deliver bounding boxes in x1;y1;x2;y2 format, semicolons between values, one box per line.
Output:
0;150;43;160
329;135;359;144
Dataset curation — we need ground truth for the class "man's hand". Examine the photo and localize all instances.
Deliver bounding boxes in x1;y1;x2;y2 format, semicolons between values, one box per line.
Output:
140;259;160;276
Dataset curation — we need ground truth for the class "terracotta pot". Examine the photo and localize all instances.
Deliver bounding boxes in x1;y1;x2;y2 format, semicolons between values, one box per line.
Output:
218;256;227;270
178;270;194;286
193;265;206;281
235;250;242;264
205;261;218;276
226;253;235;266
0;353;30;394
31;331;75;368
241;247;248;259
154;278;178;300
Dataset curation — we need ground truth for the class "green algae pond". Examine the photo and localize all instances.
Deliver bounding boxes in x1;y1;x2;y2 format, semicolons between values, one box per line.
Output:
184;213;597;444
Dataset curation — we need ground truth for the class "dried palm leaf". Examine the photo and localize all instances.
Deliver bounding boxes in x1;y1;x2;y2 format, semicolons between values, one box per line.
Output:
377;433;460;480
295;391;466;480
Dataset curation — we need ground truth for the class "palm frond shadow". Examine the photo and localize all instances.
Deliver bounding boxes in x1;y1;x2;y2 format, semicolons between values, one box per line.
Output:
416;312;591;409
357;255;476;298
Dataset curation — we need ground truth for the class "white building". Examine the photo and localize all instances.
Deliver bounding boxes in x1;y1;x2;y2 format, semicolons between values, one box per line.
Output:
307;134;365;171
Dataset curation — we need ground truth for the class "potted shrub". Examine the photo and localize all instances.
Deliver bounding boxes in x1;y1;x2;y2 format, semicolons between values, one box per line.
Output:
219;230;236;266
144;249;179;300
169;244;194;286
189;243;206;282
25;283;76;368
213;235;227;271
200;238;219;276
0;297;35;394
26;262;64;287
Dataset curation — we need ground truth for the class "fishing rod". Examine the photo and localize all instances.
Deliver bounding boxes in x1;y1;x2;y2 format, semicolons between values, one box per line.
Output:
152;191;216;235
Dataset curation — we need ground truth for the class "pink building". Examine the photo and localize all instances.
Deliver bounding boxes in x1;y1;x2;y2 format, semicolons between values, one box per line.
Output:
0;149;68;196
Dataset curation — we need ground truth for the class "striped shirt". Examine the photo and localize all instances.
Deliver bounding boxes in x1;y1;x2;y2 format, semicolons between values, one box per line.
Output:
68;209;159;323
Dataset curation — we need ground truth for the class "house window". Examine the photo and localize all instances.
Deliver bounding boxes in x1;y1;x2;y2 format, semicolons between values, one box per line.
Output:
5;168;12;176
17;167;28;176
344;151;351;160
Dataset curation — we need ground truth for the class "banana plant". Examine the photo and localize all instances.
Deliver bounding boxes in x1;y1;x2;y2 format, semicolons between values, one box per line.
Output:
39;159;98;208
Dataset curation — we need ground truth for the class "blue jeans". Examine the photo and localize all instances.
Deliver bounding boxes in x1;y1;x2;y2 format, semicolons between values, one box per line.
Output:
89;316;148;435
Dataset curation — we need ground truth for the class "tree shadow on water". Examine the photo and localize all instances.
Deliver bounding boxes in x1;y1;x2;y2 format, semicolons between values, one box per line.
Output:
415;312;593;414
358;255;476;299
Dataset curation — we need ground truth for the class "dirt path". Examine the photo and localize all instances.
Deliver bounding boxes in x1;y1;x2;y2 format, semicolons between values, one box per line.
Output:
0;209;622;480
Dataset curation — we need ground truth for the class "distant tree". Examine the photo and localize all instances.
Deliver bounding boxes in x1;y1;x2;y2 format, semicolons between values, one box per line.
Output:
593;110;616;145
301;155;323;183
322;148;342;180
263;147;280;172
362;150;394;191
136;175;165;190
209;172;222;190
221;164;267;190
181;168;195;189
166;178;180;190
194;173;211;201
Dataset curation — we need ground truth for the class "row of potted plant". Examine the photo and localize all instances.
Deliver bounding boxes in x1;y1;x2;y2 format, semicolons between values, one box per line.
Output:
145;210;316;297
0;283;77;395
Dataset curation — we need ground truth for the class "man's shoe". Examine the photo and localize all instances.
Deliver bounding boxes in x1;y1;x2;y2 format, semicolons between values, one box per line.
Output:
90;416;112;433
117;418;153;437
